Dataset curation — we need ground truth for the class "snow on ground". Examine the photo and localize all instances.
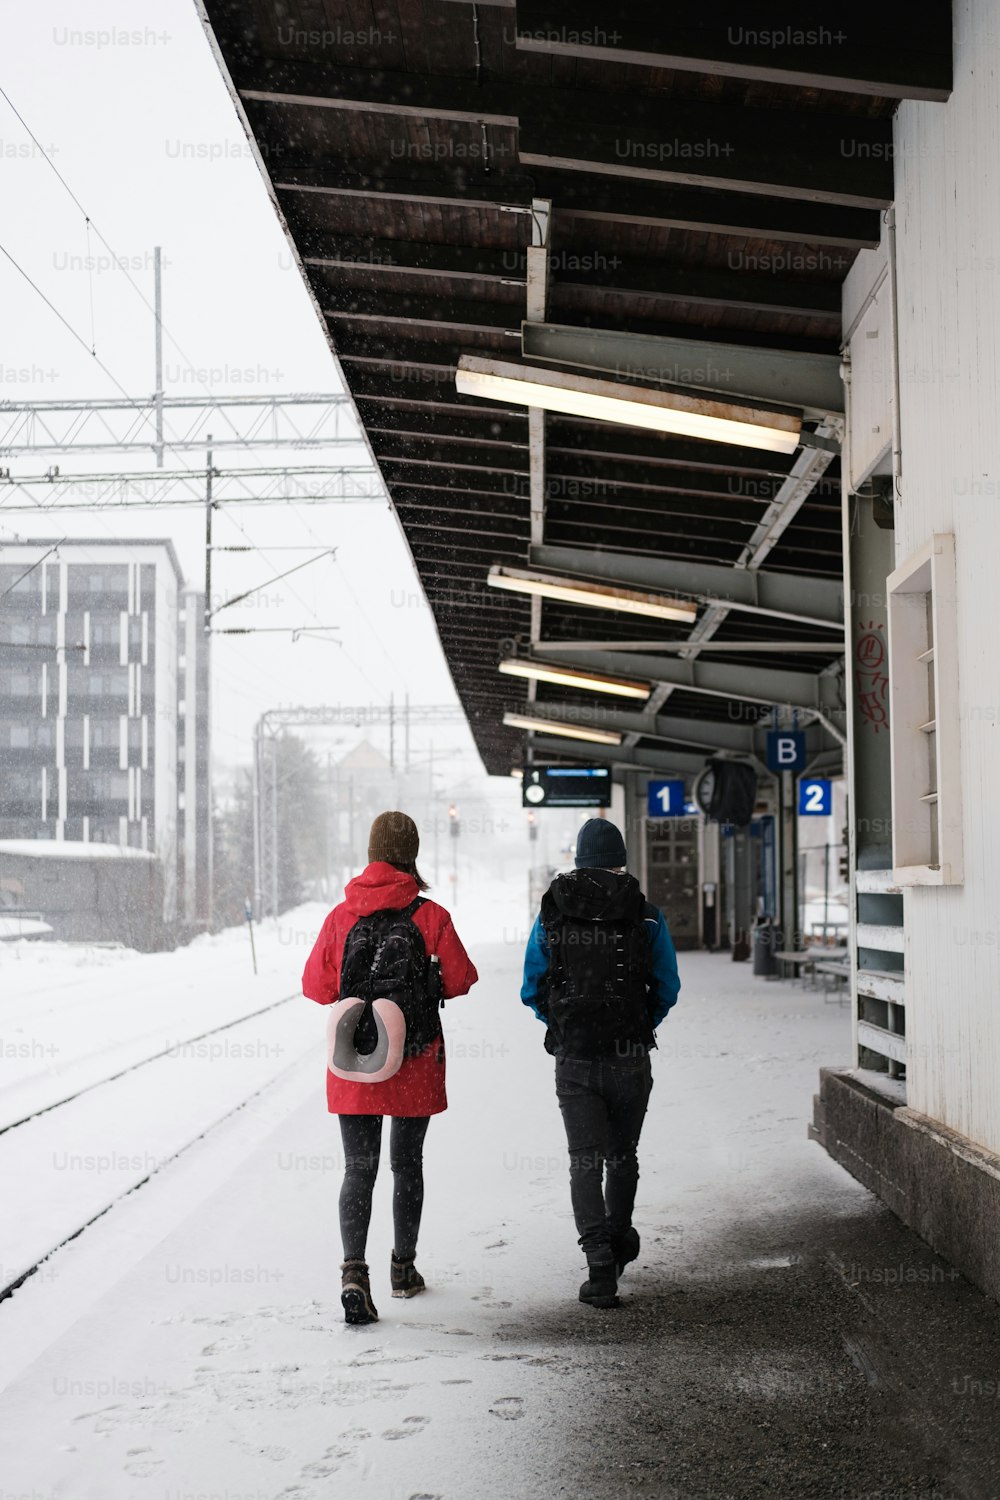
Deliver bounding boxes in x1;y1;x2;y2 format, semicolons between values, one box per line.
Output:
0;905;341;1292
0;902;330;1122
0;869;869;1499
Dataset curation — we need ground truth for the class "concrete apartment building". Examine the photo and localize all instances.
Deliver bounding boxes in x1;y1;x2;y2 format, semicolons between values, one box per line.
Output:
0;539;211;945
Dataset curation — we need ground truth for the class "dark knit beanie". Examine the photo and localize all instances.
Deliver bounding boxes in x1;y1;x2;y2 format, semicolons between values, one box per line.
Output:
575;817;627;870
368;810;420;865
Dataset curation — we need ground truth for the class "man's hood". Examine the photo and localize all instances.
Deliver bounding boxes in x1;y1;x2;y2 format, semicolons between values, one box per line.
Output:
344;861;420;916
548;867;644;921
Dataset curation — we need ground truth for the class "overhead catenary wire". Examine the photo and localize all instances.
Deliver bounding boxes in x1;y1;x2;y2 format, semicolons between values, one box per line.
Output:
208;549;336;619
0;539;66;601
0;85;407;680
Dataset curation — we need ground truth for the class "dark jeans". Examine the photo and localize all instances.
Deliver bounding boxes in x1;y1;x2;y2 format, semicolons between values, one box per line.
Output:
338;1114;431;1263
555;1052;653;1263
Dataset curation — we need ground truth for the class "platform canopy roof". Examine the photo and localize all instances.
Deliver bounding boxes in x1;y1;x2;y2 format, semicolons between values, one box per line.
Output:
199;0;951;778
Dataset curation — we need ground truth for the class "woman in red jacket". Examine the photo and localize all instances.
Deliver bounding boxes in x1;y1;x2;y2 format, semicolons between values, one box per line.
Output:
302;810;478;1326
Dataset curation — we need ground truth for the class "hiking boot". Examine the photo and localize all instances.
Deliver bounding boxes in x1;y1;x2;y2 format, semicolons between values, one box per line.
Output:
390;1253;426;1299
612;1226;640;1277
341;1260;378;1325
579;1259;619;1309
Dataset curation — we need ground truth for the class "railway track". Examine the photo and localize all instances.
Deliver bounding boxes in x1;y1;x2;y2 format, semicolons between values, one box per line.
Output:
0;991;314;1305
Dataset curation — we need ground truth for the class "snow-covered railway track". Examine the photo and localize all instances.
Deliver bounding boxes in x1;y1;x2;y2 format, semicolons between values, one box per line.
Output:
0;991;298;1138
0;993;320;1305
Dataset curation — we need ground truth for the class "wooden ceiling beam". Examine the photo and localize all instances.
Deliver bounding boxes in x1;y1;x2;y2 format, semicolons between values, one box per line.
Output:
307;237;843;318
238;63;892;207
275;161;879;248
515;2;952;102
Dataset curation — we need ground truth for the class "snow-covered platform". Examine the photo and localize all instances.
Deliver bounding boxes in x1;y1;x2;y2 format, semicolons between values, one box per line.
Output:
2;894;999;1498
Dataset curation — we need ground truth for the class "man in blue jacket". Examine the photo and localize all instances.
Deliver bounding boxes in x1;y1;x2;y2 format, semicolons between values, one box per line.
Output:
521;817;680;1308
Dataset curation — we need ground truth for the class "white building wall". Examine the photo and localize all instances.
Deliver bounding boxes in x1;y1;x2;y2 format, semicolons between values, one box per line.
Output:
890;0;1000;1153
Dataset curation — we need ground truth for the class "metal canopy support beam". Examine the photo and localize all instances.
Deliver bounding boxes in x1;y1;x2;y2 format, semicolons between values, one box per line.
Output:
520;702;834;758
514;3;953;102
521;323;844;416
525;197;552;709
529;545;844;627
538;638;844;655
530;736;711;779
523;645;845;716
737;426;842;567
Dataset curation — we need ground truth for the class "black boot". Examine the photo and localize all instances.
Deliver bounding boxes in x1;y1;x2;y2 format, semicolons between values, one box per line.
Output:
579;1259;619;1309
390;1252;426;1299
341;1259;378;1325
612;1226;640;1277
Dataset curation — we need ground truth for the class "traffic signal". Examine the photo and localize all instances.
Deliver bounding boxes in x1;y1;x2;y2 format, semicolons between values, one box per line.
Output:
527;810;537;842
448;803;460;838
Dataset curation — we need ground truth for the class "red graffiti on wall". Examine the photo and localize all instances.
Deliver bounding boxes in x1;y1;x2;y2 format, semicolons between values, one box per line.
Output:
854;621;889;732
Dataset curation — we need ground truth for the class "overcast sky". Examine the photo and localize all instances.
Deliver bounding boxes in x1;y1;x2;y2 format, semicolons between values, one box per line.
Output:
0;0;484;782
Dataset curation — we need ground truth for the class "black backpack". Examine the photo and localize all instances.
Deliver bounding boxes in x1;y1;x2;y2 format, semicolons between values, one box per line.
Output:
540;885;653;1058
339;899;442;1059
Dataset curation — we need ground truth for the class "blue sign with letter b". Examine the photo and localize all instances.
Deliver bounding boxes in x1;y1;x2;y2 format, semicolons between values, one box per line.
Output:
766;731;806;772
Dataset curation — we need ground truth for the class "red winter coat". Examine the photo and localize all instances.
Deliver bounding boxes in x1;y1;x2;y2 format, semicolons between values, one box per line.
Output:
301;862;478;1117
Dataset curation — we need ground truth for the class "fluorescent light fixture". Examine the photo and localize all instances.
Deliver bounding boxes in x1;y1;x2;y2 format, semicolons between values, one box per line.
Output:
499;657;650;701
457;356;801;455
503;711;623;746
488;565;698;624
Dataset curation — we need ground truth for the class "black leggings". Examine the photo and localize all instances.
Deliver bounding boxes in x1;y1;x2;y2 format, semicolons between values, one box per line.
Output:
338;1114;431;1263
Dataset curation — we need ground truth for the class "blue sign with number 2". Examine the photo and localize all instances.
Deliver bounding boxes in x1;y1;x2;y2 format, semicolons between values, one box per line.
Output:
798;778;832;816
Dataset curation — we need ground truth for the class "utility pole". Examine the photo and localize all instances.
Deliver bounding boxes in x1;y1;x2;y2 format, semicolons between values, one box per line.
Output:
252;718;262;914
324;752;332;898
154;246;164;469
389;692;395;774
404;692;410;774
270;735;279;918
204;436;214;634
449;803;460;906
430;741;439;884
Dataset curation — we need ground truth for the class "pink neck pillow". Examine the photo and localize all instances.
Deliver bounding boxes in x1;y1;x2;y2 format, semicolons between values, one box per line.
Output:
326;997;407;1083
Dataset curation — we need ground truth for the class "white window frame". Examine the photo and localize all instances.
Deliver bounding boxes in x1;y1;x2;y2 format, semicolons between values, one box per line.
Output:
886;532;962;885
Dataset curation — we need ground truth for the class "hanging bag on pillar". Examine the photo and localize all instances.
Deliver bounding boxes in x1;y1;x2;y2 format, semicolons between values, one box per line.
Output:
326;899;440;1082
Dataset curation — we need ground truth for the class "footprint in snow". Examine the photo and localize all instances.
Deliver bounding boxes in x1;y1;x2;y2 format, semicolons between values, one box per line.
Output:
489;1396;524;1421
200;1334;251;1356
350;1348;428;1367
382;1415;430;1441
124;1449;164;1477
301;1446;353;1477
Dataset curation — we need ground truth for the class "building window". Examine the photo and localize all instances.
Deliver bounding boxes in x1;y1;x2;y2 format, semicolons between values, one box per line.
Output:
886;532;963;885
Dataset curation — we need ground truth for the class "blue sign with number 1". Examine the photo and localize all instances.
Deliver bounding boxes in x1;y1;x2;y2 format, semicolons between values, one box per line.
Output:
798;778;832;816
647;779;686;817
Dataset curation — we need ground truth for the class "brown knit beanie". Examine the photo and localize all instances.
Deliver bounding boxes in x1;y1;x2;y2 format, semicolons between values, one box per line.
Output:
368;810;420;865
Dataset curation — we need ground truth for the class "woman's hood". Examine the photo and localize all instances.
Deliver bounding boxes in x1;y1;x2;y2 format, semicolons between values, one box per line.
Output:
343;861;420;916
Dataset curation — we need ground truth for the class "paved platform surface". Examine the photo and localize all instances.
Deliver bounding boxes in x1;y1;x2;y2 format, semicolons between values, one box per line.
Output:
2;923;999;1500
